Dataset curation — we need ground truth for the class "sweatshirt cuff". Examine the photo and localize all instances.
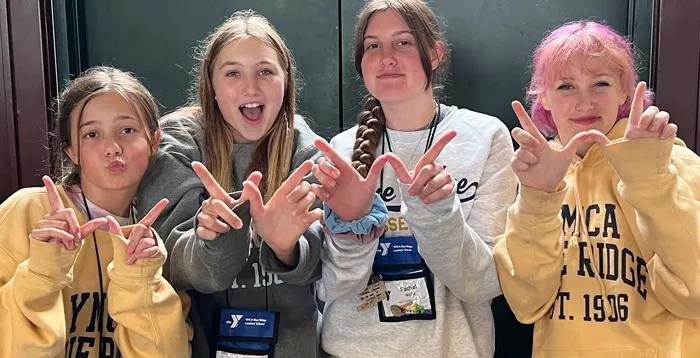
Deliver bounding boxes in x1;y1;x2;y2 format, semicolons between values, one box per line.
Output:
322;193;388;235
515;184;568;227
602;137;673;183
108;226;167;281
27;238;79;283
259;239;306;274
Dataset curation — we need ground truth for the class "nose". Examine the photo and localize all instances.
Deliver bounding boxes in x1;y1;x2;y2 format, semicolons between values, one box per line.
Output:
380;47;397;67
104;136;123;157
242;75;261;96
574;90;595;112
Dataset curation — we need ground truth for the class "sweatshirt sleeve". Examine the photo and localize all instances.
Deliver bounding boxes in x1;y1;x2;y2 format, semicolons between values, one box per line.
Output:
107;227;191;358
602;137;700;319
0;192;80;357
493;185;568;323
137;116;253;293
400;124;518;305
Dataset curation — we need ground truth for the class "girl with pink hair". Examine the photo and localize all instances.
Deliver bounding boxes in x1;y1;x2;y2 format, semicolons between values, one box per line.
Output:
494;20;700;357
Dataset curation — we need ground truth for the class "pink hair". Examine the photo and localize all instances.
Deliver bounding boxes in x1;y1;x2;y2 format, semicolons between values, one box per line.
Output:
526;21;654;136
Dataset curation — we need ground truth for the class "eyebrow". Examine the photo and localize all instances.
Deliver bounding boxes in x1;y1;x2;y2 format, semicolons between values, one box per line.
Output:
79;115;136;129
363;30;412;40
218;60;275;70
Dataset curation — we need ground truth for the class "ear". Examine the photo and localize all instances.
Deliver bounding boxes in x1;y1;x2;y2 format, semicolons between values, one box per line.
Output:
64;145;79;165
151;129;162;154
619;93;628;106
431;42;446;71
540;95;551;111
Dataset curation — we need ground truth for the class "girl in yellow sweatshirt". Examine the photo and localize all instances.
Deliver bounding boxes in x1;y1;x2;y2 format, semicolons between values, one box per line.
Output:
0;66;190;357
494;21;700;357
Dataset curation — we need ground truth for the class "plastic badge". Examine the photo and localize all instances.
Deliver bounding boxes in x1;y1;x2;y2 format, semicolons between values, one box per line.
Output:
380;277;432;318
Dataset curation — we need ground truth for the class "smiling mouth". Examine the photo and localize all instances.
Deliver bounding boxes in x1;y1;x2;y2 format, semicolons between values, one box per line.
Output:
378;73;404;79
570;116;600;125
240;103;264;122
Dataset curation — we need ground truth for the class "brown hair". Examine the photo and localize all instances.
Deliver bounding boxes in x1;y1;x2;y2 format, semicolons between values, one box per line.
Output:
350;0;450;177
51;66;160;185
180;9;296;200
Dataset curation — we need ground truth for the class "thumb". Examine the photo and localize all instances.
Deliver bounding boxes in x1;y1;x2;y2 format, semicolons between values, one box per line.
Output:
560;131;595;159
585;129;611;147
243;181;265;217
384;153;412;183
106;216;122;236
247;171;263;188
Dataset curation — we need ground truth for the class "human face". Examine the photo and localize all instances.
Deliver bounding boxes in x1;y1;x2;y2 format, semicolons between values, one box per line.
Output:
543;57;627;147
65;91;157;196
212;37;285;143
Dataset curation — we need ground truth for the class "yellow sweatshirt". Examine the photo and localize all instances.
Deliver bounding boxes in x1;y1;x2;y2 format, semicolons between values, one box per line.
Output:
494;119;700;357
0;185;191;357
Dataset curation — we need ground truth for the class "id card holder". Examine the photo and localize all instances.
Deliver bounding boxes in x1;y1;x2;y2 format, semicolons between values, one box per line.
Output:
372;235;436;322
215;308;280;358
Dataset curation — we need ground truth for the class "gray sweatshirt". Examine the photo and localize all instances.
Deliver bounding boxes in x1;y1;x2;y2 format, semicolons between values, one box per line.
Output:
136;114;324;357
317;104;518;357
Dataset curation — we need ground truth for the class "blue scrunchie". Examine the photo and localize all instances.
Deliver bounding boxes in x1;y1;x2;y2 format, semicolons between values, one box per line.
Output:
323;193;388;235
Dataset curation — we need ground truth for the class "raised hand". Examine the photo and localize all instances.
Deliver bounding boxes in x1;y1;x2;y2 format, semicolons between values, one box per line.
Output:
30;176;107;250
311;138;392;221
383;130;458;204
588;81;677;146
509;101;594;193
192;161;263;240
244;160;323;256
106;198;168;265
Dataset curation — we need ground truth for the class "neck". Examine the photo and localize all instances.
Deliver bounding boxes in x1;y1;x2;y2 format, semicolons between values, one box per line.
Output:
80;180;134;217
382;93;437;132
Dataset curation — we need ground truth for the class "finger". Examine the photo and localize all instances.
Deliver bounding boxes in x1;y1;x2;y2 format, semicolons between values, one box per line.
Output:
37;220;69;231
585;130;611;147
246;171;263;188
637;106;660;132
209;199;242;229
408;164;441;196
243;181;265;217
314;138;356;173
198;212;230;234
130;234;156;257
515;148;538;165
127;246;160;264
30;228;74;242
196;226;219;241
415;130;457;171
62;238;76;251
421;182;454;205
384;153;412;183
287;181;311;204
42;176;65;212
660;123;677;140
512;101;546;142
560;131;594;158
279;160;314;194
309;183;330;200
292;191;317;216
318;157;340;179
192;161;234;205
80;217;109;238
304;208;324;224
365;154;390;186
139;198;168;227
512;128;540;150
627;81;647;126
126;224;149;255
106;216;122;236
312;164;336;188
47;208;80;240
420;171;453;200
511;157;530;172
648;110;669;133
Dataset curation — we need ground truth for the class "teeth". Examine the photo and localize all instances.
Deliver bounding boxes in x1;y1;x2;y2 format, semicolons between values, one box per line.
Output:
240;103;263;108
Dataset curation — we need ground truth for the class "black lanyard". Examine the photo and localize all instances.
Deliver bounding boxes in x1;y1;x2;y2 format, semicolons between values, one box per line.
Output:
379;103;441;192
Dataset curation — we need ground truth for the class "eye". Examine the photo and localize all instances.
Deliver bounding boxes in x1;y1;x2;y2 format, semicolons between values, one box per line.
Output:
396;40;411;47
557;84;574;90
225;71;239;77
594;81;610;87
366;43;380;50
122;127;138;135
259;69;273;75
83;131;98;139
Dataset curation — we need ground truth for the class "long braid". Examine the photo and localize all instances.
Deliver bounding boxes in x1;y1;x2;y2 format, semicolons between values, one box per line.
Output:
351;96;385;178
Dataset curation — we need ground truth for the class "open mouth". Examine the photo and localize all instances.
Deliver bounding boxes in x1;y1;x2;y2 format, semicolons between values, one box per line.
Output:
240;103;264;123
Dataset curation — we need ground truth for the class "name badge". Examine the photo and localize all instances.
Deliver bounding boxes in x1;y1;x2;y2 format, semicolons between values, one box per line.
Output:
216;308;279;357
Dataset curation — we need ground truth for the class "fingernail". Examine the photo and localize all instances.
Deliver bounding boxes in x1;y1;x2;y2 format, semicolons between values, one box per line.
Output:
328;179;336;187
332;171;340;178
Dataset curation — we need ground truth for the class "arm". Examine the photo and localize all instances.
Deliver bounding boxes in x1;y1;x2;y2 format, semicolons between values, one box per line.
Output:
493;185;567;323
137;116;253;293
603;137;700;318
107;228;190;358
401;125;518;305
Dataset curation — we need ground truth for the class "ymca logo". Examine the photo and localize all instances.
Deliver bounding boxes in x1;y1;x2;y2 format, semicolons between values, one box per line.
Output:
380;243;391;256
229;314;243;328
